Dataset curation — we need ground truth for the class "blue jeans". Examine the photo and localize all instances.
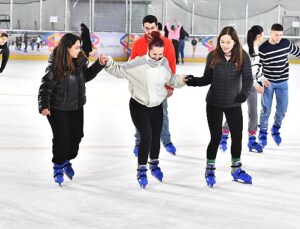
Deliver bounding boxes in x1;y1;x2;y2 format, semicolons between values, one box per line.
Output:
135;98;171;146
259;80;288;129
178;39;185;63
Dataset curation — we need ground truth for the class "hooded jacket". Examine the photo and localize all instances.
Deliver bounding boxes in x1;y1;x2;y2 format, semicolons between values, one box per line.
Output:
38;53;104;112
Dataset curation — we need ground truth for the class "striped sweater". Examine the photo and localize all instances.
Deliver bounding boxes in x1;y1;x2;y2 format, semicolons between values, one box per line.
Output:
258;38;300;82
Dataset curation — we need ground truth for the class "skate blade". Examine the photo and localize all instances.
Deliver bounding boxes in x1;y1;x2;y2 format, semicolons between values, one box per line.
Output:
233;179;252;184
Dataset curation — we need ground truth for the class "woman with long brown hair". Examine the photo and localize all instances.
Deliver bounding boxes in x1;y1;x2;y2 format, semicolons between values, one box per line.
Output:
38;33;104;185
186;26;253;187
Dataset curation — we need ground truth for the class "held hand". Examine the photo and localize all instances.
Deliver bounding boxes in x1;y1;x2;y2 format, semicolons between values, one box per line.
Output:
99;55;108;65
255;85;264;94
41;109;51;116
185;75;196;86
264;79;271;88
234;93;247;103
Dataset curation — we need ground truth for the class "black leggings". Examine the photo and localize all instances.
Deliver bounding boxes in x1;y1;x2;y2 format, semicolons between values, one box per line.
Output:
129;98;163;165
47;108;84;164
206;104;243;160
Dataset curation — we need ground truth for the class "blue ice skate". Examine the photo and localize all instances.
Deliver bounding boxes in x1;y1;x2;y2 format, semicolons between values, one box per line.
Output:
219;133;229;152
133;145;139;157
53;163;64;186
137;166;148;188
248;135;263;153
165;143;176;155
149;160;163;182
205;165;216;187
258;128;268;148
231;163;252;184
271;125;282;146
63;160;74;180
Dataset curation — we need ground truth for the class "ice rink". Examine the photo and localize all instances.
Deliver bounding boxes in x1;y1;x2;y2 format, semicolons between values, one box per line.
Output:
0;60;300;228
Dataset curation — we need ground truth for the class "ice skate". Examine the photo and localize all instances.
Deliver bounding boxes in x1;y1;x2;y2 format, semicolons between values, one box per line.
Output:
271;125;282;145
62;160;74;180
137;165;148;188
149;159;163;182
53;163;64;186
258;128;268;148
248;135;263;153
231;162;252;184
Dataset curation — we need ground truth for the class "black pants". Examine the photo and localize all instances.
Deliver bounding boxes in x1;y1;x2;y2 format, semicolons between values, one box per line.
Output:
206;104;243;160
47;108;84;164
129;98;163;165
172;39;179;64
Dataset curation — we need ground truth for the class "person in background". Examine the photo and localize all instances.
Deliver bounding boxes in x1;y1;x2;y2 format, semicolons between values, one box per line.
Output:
38;33;104;185
186;26;253;187
166;20;182;65
130;15;177;156
178;26;189;65
80;23;93;57
191;37;197;57
0;32;9;74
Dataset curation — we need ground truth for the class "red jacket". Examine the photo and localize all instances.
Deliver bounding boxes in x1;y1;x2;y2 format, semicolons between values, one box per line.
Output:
130;35;176;74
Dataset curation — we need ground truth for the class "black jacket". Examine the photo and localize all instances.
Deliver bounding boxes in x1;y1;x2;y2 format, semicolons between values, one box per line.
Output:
38;54;104;112
0;43;10;72
188;51;253;108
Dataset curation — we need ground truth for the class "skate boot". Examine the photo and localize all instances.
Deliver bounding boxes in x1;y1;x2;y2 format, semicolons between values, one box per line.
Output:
258;128;268;148
248;135;263;153
62;160;74;180
53;163;64;186
271;125;282;145
219;133;229;152
137;165;148;188
231;162;252;184
205;164;216;187
165;143;176;155
133;145;139;157
149;159;163;182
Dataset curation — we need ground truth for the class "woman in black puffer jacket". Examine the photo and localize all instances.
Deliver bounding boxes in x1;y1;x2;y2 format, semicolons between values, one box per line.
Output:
186;26;253;188
38;33;104;185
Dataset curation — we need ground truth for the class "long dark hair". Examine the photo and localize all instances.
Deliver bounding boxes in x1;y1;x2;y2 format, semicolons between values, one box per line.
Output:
247;25;263;57
210;26;244;71
148;31;164;50
53;33;84;80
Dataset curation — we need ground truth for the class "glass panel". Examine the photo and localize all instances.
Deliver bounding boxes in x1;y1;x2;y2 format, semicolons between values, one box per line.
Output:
220;0;247;35
68;0;90;32
165;0;192;34
42;0;65;31
94;0;126;32
0;0;10;30
194;0;219;35
12;0;40;30
280;7;300;36
247;6;278;36
131;0;163;33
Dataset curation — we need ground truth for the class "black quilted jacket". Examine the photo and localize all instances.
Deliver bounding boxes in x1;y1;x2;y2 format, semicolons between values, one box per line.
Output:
38;54;104;112
188;51;253;108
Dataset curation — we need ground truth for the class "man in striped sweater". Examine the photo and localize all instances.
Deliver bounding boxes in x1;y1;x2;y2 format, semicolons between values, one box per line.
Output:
258;23;300;148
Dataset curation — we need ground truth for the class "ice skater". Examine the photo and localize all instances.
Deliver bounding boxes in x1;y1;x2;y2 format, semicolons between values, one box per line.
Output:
130;15;177;156
219;25;270;153
100;31;187;188
186;26;253;187
80;23;93;57
38;33;105;185
0;32;9;74
257;23;300;148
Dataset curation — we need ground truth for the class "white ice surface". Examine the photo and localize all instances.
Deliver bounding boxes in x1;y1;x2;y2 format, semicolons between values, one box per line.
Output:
0;60;299;229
